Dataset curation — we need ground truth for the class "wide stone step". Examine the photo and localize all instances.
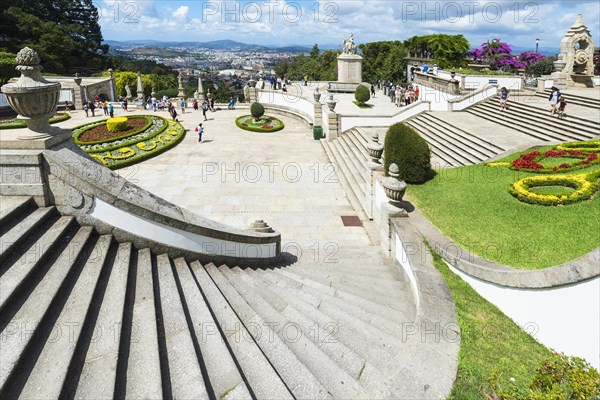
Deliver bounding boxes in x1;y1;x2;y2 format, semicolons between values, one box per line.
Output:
0;216;74;310
407;120;479;166
243;268;367;379
0;226;93;394
0;196;36;232
155;254;208;399
174;259;250;399
419;113;505;156
534;91;600;109
75;242;132;399
225;266;363;399
18;235;113;399
0;206;58;264
125;248;163;399
191;261;291;400
338;134;371;184
205;263;329;399
254;270;397;367
465;108;554;142
476;100;597;140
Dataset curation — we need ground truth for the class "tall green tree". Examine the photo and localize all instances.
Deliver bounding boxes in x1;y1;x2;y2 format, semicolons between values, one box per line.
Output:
0;0;108;73
0;52;17;85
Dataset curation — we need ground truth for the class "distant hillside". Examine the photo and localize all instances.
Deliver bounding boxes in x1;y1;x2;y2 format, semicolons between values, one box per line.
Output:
104;39;311;53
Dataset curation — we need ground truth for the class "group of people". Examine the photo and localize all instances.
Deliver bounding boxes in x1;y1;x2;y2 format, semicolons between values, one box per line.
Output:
388;84;420;107
82;96;115;118
498;86;567;118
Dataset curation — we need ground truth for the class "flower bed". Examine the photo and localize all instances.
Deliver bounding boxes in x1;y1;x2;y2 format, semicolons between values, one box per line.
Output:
510;171;600;206
73;115;185;170
555;140;600;154
0;112;71;129
510;149;599;173
235;115;284;132
74;116;152;145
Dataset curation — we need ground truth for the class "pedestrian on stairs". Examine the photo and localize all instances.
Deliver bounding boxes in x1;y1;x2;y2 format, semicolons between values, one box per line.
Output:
499;87;509;111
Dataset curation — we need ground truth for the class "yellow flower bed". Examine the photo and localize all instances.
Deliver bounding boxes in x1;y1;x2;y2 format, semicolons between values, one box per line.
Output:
510;172;599;206
106;117;129;133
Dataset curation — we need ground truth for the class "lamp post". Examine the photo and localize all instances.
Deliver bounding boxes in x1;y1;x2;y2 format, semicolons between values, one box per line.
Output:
535;38;539;53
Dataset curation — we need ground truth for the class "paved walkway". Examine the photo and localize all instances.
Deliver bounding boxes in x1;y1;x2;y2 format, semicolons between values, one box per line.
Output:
64;108;374;251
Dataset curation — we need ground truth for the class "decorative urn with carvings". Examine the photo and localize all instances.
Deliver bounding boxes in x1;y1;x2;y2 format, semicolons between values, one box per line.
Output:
1;47;61;139
326;95;337;111
382;163;407;205
366;133;384;170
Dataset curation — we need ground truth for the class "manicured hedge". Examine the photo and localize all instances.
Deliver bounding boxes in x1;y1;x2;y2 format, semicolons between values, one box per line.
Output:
354;84;370;105
510;170;599;206
383;122;433;183
73;115;152;146
235;114;284;132
0;112;71;129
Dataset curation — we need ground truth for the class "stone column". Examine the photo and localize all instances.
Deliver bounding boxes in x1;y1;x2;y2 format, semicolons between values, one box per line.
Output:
177;72;186;99
327;110;338;140
108;68;117;101
313;89;322;127
196;76;205;101
72;73;84;110
136;71;144;100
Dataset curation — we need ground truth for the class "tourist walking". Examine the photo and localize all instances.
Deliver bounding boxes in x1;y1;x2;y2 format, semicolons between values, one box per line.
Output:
499;87;509;111
102;101;109;116
228;97;235;110
89;101;96;117
415;86;420;100
195;123;204;142
202;100;208;121
180;98;185;114
108;103;114;118
371;85;376;98
549;87;561;115
192;98;198;111
557;98;567;118
123;98;128;112
209;97;216;112
83;102;89;117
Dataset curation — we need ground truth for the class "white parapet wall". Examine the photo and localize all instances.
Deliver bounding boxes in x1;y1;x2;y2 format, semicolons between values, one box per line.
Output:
256;88;314;118
339;101;431;132
437;70;523;91
413;83;460;111
448;85;499;111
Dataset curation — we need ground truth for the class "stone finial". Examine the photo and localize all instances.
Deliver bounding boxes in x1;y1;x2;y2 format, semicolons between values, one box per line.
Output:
382;163;407;204
573;14;584;28
15;47;41;68
367;133;384;171
250;220;274;233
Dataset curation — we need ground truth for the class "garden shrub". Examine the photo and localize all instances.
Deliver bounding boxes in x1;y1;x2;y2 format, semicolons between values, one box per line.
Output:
106;117;129;133
250;102;265;120
489;353;600;399
384;122;433;183
354;84;370;105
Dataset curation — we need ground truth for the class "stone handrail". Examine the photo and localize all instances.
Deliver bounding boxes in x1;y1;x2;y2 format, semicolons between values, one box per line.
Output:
413;71;460;95
339;101;430;132
447;84;499;111
42;144;282;267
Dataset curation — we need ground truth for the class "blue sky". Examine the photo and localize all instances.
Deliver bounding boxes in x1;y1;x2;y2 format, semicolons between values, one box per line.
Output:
97;1;600;51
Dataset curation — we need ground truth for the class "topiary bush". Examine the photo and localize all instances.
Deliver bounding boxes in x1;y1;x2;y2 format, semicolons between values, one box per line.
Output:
355;84;371;105
106;117;129;133
384;122;433;183
250;102;265;121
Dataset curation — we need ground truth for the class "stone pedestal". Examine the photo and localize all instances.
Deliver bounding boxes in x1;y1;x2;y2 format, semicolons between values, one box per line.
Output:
337;53;363;84
326;111;338;141
244;86;258;103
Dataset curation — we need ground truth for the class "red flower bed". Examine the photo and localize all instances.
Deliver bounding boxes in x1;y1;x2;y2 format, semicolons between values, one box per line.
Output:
512;149;598;173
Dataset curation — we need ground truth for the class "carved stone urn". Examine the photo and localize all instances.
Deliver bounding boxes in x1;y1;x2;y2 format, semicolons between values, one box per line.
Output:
326;95;337;111
382;163;407;205
1;47;61;140
313;88;321;102
366;133;384;171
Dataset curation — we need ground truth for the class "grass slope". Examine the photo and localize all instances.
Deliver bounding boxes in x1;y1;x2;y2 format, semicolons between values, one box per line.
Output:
428;244;551;399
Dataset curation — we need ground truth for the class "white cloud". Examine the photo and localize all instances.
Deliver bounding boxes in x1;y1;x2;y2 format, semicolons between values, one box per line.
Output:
172;5;189;19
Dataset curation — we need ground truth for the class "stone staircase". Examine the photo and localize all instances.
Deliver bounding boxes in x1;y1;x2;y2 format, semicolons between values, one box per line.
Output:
533;89;600;110
320;127;381;217
0;196;431;399
465;97;599;143
406;112;506;167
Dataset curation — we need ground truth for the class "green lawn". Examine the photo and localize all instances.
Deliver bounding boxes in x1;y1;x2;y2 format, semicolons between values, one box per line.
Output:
408;146;600;269
428;244;552;399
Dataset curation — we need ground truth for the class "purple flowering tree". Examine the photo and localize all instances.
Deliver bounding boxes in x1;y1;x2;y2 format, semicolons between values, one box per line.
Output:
469;39;547;72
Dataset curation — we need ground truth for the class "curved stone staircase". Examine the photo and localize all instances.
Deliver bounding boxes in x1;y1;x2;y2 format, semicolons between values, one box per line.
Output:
0;196;447;399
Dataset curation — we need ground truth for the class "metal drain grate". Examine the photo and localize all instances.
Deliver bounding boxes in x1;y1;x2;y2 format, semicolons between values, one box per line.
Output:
341;215;362;227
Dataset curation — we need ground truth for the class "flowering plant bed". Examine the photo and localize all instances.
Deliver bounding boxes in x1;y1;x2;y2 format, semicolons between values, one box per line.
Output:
555;140;600;154
235;115;284;132
73;116;152;145
73;115;185;170
510;170;600;206
510;149;598;173
0;112;71;129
